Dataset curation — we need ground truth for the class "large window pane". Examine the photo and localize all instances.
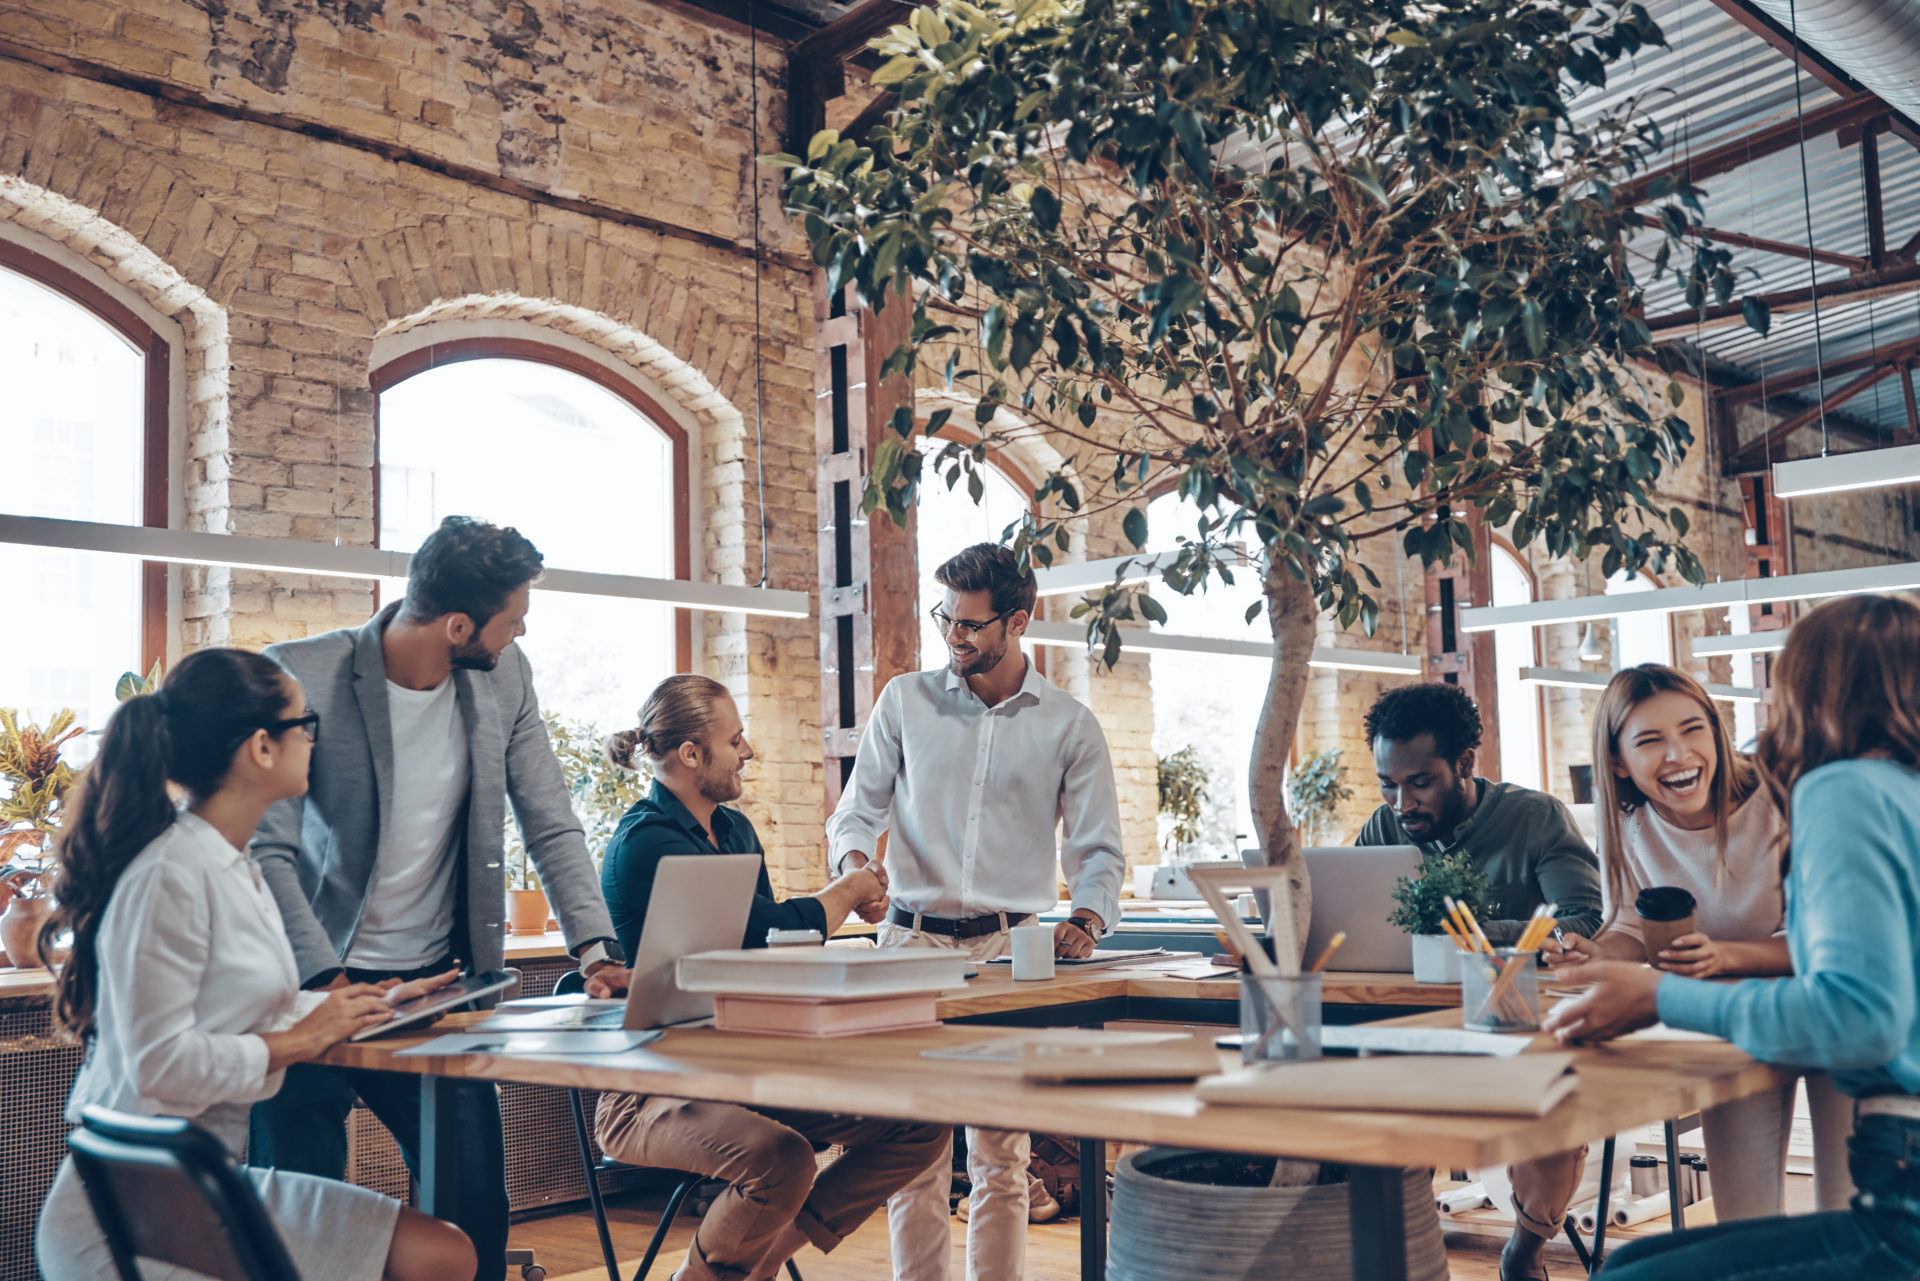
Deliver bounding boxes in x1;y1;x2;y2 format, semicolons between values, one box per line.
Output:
1491;545;1545;791
377;357;677;734
915;447;1032;668
1607;571;1673;668
0;265;146;731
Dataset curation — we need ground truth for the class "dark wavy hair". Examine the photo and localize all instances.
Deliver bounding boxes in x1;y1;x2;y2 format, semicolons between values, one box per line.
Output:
400;515;545;627
1759;595;1920;826
41;648;298;1042
1363;682;1484;762
934;542;1037;618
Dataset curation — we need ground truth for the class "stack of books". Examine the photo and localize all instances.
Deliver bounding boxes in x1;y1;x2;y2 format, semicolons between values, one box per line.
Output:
675;948;970;1037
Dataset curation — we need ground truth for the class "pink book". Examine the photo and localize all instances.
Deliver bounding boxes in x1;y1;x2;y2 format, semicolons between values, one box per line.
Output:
712;992;939;1037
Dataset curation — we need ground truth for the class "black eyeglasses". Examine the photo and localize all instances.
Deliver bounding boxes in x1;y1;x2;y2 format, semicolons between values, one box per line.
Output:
929;607;1015;637
223;711;320;756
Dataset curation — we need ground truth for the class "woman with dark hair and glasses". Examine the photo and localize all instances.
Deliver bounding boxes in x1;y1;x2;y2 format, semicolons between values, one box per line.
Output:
1546;594;1920;1279
35;647;475;1281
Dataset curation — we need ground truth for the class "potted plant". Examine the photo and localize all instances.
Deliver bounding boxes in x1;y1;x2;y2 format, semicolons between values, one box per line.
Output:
1286;751;1354;850
1156;746;1210;858
0;707;84;969
502;712;652;935
1388;850;1491;984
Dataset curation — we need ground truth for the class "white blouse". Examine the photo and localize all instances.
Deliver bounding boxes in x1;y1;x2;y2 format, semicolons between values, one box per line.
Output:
66;811;325;1127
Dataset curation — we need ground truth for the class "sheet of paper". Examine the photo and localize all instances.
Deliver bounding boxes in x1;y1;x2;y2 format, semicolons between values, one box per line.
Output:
923;1028;1203;1064
1320;1025;1532;1056
1618;1023;1725;1043
396;1030;661;1057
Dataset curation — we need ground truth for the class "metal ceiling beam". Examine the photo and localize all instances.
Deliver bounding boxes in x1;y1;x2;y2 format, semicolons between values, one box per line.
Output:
1714;334;1920;406
1643;259;1920;339
1633;214;1866;271
1621;95;1888;205
1705;0;1868;97
1730;363;1903;470
785;0;931;154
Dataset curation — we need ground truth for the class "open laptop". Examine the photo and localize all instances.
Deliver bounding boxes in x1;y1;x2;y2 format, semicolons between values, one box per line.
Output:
480;852;762;1031
1240;844;1423;973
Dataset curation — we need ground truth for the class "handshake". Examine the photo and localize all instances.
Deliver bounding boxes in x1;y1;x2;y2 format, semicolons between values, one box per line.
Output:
831;859;892;926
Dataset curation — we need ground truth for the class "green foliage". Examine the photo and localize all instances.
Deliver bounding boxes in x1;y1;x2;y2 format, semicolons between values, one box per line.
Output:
1156;746;1211;854
504;713;652;890
115;660;165;703
1286;749;1354;847
775;0;1749;662
1388;849;1492;936
0;707;83;872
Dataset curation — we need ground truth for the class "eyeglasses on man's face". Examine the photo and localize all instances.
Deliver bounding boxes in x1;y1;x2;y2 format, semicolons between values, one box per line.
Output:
929;607;1015;637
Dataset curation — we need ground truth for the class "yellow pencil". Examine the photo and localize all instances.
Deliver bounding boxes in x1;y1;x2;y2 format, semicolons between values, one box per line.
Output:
1307;932;1347;974
1457;901;1497;955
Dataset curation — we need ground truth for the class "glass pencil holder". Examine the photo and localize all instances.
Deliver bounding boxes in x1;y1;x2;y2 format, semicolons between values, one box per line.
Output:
1238;971;1323;1065
1460;948;1541;1033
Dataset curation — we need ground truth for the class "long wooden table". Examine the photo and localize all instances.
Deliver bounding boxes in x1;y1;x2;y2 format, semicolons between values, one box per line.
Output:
321;967;1782;1281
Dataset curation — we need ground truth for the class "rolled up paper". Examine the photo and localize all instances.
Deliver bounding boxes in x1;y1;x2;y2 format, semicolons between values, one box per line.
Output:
1612;1193;1675;1228
1437;1184;1493;1215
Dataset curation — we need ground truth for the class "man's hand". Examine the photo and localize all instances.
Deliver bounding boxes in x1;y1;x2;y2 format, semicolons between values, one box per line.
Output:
1542;931;1599;969
1656;932;1726;978
833;860;890;927
384;968;462;1005
1540;961;1663;1044
1054;913;1102;960
854;897;891;924
584;965;632;998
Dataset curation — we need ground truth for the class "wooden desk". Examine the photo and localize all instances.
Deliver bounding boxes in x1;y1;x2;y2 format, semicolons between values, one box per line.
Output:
323;977;1782;1281
936;966;1456;1025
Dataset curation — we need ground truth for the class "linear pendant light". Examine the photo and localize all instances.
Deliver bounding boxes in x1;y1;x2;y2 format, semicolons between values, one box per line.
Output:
1519;666;1765;703
1459;559;1920;633
0;514;813;618
1773;442;1920;499
1023;619;1425;674
1689;631;1790;658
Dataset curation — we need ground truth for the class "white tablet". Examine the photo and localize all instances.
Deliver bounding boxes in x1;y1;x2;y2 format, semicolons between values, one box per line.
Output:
350;968;521;1041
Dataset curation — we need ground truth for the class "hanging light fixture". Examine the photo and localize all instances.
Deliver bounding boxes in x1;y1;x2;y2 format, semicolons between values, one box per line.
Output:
1577;621;1606;663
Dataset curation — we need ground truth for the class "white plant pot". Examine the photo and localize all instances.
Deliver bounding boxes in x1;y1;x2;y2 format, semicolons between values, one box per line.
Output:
1410;933;1460;984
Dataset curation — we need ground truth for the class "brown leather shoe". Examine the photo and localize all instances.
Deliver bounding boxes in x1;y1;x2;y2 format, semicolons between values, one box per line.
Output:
1499;1230;1550;1281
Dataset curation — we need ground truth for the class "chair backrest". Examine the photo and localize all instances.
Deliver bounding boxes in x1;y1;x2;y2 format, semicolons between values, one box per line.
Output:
66;1106;303;1281
553;969;588;996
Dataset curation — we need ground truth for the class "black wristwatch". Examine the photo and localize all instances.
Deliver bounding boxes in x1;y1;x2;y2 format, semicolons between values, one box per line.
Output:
1066;914;1101;940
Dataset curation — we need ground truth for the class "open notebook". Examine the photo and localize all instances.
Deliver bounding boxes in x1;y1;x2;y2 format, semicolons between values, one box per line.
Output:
1197;1051;1579;1116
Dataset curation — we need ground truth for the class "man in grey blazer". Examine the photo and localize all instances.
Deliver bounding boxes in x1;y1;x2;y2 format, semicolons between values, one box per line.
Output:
247;516;629;1281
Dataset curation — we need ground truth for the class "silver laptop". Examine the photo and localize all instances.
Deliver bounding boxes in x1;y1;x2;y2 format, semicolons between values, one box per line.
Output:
482;852;762;1031
1241;845;1424;973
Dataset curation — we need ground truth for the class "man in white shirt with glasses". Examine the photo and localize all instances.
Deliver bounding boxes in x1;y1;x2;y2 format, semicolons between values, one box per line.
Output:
826;542;1126;1281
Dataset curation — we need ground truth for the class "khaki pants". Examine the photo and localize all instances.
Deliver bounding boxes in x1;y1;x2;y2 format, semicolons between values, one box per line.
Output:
595;1092;947;1281
878;920;1033;1281
1508;1071;1857;1236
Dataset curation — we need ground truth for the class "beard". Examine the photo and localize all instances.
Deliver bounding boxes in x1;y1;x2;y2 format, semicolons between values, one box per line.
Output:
697;759;745;804
450;636;500;671
948;635;1010;678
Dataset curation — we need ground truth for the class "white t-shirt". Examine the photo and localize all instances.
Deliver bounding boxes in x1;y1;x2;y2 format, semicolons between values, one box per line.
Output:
344;678;469;969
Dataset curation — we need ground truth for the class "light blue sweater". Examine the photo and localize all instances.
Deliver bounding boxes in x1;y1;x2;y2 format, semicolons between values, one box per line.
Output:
1657;758;1920;1098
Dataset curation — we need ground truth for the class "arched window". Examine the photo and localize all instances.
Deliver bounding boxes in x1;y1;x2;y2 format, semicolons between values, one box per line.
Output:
0;241;169;730
1144;490;1265;857
1490;541;1545;791
1606;570;1674;668
373;341;689;738
914;438;1038;670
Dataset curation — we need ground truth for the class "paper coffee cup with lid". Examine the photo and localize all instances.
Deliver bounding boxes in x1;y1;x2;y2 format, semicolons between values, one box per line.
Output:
1635;886;1697;967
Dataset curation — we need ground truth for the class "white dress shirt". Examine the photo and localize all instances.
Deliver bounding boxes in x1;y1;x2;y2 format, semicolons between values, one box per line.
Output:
67;811;325;1137
826;660;1125;928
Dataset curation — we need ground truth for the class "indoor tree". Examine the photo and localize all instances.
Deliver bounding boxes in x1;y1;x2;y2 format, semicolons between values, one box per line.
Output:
777;0;1752;967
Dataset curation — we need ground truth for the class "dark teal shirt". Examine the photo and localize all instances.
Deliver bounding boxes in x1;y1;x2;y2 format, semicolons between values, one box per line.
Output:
600;780;826;960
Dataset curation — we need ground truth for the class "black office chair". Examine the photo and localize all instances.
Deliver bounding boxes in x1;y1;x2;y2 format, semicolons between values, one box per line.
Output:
553;969;803;1281
66;1105;302;1281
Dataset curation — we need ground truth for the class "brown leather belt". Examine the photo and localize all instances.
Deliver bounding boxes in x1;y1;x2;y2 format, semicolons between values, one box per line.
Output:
888;906;1034;939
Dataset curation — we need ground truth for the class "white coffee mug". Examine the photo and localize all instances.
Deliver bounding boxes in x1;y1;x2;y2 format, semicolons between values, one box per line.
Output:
1010;923;1056;981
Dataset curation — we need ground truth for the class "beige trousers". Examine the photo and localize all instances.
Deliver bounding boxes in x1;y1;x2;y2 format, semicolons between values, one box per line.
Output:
1508;1070;1857;1236
595;1092;947;1281
878;920;1033;1281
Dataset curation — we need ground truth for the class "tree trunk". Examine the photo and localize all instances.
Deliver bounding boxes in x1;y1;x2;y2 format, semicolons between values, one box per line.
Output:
1249;558;1322;1187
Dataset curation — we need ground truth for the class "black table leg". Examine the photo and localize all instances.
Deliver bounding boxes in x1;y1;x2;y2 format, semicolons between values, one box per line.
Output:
1080;1138;1106;1280
418;1074;466;1224
1349;1165;1408;1281
1590;1135;1616;1271
1664;1120;1685;1232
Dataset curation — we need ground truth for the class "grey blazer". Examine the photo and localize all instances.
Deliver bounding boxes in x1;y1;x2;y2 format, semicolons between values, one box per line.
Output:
251;602;615;986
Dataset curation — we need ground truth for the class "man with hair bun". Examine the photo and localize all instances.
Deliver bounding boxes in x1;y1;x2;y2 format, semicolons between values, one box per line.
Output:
594;673;945;1281
828;541;1127;1281
246;515;629;1281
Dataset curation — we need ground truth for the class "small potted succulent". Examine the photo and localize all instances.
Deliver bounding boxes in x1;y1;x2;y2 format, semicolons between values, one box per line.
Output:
1388;850;1491;984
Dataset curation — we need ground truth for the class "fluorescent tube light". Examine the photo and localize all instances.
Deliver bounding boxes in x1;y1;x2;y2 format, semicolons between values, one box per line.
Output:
0;514;813;619
1689;631;1789;658
1774;443;1920;499
1031;550;1184;598
1460;560;1920;632
1023;619;1424;674
1519;666;1764;702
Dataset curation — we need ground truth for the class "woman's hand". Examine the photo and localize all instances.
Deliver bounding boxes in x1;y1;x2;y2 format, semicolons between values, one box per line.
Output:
1656;933;1726;978
1540;961;1663;1044
265;984;395;1070
1542;931;1599;968
385;968;462;1006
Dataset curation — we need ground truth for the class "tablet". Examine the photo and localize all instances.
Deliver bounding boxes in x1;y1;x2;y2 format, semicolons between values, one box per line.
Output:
349;968;521;1041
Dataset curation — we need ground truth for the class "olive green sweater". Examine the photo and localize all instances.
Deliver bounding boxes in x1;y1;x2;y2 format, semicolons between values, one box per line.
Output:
1356;779;1604;942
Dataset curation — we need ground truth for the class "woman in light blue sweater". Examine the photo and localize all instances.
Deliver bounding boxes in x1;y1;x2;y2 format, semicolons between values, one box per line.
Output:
1545;593;1920;1279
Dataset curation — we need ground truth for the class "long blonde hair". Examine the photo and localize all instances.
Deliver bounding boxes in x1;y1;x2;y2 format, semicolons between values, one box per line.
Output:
1593;663;1759;932
604;674;732;771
